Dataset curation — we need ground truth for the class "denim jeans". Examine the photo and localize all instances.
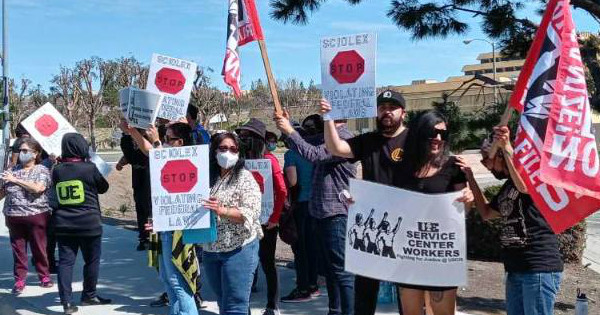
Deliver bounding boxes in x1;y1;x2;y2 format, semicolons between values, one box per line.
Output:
159;232;198;315
203;239;259;315
315;215;355;315
505;272;562;315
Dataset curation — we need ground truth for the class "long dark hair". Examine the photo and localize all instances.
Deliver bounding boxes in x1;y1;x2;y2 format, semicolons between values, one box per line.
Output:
19;138;43;165
402;110;450;176
209;132;246;187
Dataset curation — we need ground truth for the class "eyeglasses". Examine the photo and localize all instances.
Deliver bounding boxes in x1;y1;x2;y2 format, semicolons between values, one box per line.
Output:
426;128;449;141
164;136;181;143
218;145;239;153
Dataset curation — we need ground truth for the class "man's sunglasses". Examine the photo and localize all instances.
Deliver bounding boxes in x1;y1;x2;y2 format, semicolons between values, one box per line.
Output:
425;128;449;141
218;145;239;153
164;136;181;143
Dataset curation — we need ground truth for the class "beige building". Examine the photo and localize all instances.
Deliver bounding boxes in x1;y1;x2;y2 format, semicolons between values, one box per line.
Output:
348;52;525;133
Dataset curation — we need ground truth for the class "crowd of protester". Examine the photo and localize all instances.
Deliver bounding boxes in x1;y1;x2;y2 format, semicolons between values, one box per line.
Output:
0;89;564;315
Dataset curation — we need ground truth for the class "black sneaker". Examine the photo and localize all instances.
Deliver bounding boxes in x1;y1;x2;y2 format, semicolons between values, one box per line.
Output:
136;240;149;251
281;288;312;303
150;292;169;307
63;303;78;314
80;296;112;306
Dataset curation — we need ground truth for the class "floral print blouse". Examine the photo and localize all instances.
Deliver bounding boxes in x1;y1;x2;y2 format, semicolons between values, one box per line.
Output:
204;168;263;253
3;164;52;217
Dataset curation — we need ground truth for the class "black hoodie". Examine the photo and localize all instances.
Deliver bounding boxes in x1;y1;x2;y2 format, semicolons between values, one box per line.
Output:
51;133;109;237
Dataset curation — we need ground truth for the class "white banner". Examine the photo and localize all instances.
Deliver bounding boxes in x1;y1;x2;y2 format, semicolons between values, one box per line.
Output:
346;179;467;287
149;145;210;232
119;87;162;129
21;103;112;177
321;33;377;121
147;53;197;121
245;159;274;224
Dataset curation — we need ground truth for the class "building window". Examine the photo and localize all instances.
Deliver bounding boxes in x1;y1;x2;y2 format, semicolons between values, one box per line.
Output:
465;71;474;75
484;69;493;74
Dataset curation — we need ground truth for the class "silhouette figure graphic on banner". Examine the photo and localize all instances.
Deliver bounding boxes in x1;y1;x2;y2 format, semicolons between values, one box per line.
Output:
376;217;403;259
348;209;375;251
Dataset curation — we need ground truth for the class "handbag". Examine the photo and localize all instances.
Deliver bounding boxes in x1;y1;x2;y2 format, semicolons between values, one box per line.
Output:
278;184;299;246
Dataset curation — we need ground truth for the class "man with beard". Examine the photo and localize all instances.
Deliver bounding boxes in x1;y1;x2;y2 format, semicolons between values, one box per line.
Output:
322;89;408;315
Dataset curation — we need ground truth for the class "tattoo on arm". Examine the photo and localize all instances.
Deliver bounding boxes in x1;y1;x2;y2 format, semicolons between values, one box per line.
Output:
430;291;444;303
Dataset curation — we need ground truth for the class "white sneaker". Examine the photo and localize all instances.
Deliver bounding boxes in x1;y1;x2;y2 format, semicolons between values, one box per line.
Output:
262;308;281;315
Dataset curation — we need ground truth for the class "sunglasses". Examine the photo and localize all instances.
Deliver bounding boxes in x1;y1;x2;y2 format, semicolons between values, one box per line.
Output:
426;128;449;141
218;145;239;154
164;136;181;143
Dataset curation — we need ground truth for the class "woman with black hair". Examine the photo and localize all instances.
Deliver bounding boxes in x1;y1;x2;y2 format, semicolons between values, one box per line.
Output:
393;110;473;315
201;132;262;315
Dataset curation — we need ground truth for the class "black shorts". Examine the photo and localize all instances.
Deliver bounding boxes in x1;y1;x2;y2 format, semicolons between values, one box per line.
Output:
398;284;458;292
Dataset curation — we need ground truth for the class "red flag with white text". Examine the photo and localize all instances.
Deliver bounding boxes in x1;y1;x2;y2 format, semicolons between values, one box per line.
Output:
509;0;600;233
222;0;265;98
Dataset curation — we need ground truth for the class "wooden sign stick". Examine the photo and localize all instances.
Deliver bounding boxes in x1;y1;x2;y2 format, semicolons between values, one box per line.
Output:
258;39;283;116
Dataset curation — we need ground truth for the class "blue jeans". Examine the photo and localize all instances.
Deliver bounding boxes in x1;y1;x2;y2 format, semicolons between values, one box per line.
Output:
315;215;355;315
505;272;562;315
159;232;198;315
203;239;259;315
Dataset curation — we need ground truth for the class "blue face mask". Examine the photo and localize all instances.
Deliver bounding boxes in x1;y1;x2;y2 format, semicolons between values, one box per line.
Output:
18;152;35;164
267;143;277;152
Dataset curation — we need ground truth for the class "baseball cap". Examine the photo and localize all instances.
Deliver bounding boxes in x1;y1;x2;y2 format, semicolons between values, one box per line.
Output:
377;90;406;109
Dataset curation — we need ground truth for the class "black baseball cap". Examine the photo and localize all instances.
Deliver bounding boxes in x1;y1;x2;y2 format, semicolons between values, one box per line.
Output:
377;90;406;109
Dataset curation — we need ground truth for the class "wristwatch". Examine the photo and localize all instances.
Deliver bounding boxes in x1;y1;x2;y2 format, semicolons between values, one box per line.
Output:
152;140;162;148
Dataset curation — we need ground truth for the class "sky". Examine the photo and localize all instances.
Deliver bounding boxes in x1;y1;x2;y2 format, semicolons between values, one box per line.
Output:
7;0;600;93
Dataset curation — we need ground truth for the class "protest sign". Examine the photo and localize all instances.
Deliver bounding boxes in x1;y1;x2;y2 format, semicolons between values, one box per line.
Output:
245;159;274;224
119;87;162;129
149;145;210;232
21;103;77;157
345;179;467;287
21;103;113;177
321;33;377;121
147;54;197;121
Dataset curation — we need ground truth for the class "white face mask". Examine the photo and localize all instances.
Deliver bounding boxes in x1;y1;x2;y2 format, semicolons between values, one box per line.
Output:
216;151;239;170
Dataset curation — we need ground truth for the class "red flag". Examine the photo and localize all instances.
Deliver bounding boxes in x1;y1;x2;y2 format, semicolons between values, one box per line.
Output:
510;0;600;233
222;0;265;98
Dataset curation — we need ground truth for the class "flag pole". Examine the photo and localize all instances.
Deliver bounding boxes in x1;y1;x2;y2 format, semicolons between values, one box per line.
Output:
257;39;283;116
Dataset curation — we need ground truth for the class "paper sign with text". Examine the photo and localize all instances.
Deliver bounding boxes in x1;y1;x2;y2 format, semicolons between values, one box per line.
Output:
245;159;274;224
150;145;210;232
119;87;162;129
147;54;197;121
321;33;377;121
346;179;467;287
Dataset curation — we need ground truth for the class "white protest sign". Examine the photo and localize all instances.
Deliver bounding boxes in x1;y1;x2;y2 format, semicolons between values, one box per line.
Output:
150;145;210;232
21;103;113;177
147;53;197;121
321;33;377;121
346;179;467;287
245;159;274;224
21;103;77;157
119;87;162;129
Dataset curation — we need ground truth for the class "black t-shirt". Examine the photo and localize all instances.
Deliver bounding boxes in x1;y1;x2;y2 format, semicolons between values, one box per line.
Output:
120;134;149;168
393;156;466;193
490;180;563;272
347;130;408;185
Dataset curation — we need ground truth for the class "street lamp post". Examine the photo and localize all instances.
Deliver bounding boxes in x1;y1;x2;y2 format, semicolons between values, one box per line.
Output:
463;38;498;105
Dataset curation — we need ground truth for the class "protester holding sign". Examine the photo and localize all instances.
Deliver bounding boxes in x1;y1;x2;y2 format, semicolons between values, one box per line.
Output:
201;132;262;315
392;111;473;315
274;112;357;315
320;90;408;314
137;122;200;315
458;127;563;315
236;119;287;315
1;138;53;295
50;133;110;314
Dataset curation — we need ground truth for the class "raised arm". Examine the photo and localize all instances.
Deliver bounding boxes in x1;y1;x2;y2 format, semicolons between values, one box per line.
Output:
495;126;527;194
456;157;500;221
321;100;355;159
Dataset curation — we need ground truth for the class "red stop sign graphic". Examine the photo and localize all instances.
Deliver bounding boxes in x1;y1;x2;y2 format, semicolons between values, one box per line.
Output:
161;160;198;193
35;114;59;137
251;171;265;194
155;68;186;94
330;50;365;84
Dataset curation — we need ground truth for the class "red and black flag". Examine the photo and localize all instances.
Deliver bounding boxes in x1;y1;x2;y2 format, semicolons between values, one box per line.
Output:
222;0;264;98
510;0;600;233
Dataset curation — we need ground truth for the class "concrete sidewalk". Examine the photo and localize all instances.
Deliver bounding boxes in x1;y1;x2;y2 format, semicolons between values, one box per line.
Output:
0;212;412;315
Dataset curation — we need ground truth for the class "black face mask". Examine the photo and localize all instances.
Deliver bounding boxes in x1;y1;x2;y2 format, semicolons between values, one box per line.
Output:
491;169;509;180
